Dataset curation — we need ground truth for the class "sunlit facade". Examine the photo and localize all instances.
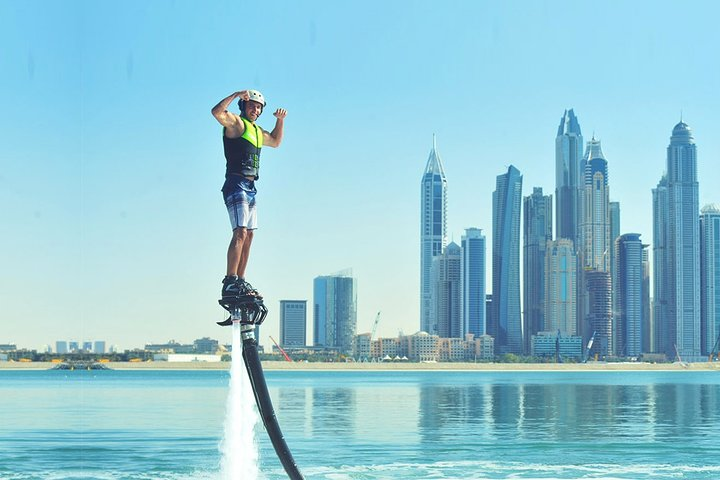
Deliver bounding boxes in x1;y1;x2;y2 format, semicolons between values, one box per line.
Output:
492;165;523;354
420;136;448;334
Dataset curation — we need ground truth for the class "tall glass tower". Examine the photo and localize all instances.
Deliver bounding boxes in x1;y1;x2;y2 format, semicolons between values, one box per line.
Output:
555;109;584;243
462;228;486;337
654;121;701;360
545;239;577;335
420;136;447;334
432;242;462;338
578;137;611;342
616;233;646;357
523;187;552;354
652;175;669;354
492;165;523;354
313;271;357;354
700;204;720;356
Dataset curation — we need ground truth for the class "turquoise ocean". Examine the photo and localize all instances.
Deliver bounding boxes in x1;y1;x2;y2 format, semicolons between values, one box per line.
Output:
2;368;719;479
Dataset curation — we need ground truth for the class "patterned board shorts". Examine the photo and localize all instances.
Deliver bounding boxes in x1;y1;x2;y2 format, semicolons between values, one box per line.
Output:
222;176;257;230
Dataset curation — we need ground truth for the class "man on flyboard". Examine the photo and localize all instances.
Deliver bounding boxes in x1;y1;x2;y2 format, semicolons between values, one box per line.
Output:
211;89;287;302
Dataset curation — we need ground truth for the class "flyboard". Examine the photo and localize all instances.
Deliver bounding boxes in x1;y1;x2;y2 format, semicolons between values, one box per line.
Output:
218;293;305;480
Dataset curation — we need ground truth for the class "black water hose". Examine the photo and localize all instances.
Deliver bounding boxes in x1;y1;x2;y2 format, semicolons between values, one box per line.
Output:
242;333;305;480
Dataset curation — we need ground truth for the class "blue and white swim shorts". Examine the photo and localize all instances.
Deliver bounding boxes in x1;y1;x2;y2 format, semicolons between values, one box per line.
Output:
221;176;257;230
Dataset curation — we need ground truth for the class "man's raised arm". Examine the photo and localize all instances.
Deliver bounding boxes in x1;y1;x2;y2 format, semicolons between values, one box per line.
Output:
211;91;249;127
263;108;287;148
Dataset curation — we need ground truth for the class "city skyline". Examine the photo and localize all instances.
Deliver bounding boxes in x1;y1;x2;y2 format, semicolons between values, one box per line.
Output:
3;1;720;350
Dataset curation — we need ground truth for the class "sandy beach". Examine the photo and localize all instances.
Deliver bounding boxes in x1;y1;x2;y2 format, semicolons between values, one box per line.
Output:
2;360;719;371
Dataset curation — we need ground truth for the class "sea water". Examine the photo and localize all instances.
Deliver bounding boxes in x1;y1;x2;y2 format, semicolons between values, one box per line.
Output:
1;368;720;479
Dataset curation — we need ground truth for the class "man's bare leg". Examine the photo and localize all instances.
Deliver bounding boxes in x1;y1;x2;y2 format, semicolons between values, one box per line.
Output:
237;229;254;278
227;227;248;276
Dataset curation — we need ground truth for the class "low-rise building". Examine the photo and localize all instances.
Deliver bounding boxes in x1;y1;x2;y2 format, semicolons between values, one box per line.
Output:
531;331;583;360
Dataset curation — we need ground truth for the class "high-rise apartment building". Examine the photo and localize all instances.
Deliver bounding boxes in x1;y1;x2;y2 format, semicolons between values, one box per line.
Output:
577;137;612;342
492;165;523;354
545;239;577;335
654;121;701;360
280;300;307;347
420;136;448;334
461;228;486;337
432;242;462;338
586;270;612;356
616;233;646;357
700;205;720;356
313;272;357;354
555;109;583;243
652;175;670;354
523;187;552;354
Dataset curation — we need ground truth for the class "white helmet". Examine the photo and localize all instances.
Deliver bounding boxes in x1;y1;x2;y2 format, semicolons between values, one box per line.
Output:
247;89;266;107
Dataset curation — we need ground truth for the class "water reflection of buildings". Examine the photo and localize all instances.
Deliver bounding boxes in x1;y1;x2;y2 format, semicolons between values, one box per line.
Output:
416;377;720;445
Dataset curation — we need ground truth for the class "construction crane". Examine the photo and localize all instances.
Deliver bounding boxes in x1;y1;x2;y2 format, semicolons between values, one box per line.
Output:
270;336;293;362
710;331;720;362
370;311;381;342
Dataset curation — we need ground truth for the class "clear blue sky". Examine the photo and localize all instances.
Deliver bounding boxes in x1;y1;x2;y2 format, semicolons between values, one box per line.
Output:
2;0;719;350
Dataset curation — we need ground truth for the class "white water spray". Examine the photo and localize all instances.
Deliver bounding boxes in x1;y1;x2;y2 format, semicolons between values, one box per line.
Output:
219;323;261;479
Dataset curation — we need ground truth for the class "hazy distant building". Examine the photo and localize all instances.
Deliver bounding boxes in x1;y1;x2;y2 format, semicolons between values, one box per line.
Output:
461;228;486;337
314;272;357;354
577;137;611;343
69;341;79;353
545;239;577;335
653;121;701;360
616;234;647;357
610;201;621;322
652;175;670;354
56;341;68;354
420;136;448;334
432;242;462;338
93;341;106;354
641;248;651;353
492;165;523;354
586;270;612;357
555;109;584;243
700;205;720;356
194;337;219;354
280;300;307;347
523;187;552;353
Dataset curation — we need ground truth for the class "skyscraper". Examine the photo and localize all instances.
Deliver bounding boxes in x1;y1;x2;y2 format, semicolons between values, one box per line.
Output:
700;204;720;356
578;137;612;342
555;109;583;243
616;233;646;357
492;165;523;354
461;228;486;337
545;239;577;335
609;201;621;339
654;121;701;360
586;270;612;356
652;175;669;354
432;242;462;338
280;300;307;347
313;272;357;354
420;136;448;334
523;187;552;354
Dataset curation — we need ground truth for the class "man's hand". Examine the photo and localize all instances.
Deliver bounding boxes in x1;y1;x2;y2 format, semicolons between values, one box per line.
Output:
237;90;250;102
273;108;287;119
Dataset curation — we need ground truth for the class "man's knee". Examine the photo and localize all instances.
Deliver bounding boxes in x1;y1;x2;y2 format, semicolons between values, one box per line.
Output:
232;227;248;243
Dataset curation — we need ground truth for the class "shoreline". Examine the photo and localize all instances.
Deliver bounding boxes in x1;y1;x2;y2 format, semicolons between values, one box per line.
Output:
2;361;719;371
